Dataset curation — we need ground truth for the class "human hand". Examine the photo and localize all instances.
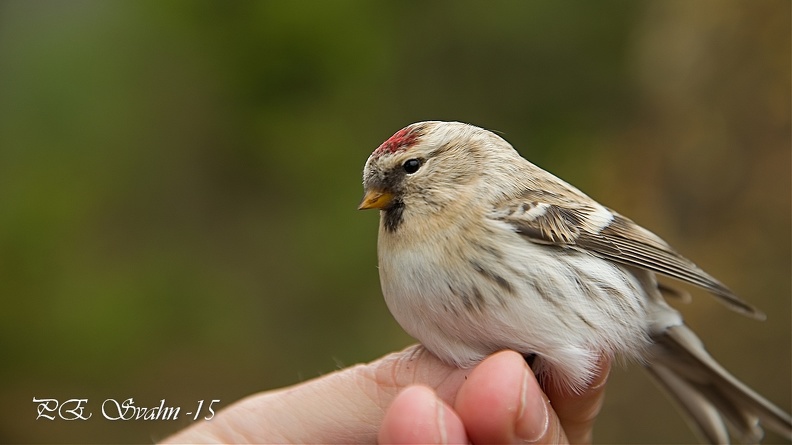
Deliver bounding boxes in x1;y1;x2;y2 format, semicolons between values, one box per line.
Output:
161;346;610;444
379;350;610;444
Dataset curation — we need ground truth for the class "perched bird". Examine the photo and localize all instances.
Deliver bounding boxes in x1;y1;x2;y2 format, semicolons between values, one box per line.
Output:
359;121;791;444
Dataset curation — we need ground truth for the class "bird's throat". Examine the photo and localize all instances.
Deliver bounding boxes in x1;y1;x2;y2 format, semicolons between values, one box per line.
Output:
382;200;405;233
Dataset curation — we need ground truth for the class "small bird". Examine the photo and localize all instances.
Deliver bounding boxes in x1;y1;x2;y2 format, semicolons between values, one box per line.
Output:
359;121;791;444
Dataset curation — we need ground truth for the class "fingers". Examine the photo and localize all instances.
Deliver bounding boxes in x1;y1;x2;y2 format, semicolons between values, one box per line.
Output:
543;356;611;444
379;386;468;444
454;350;567;444
380;351;611;445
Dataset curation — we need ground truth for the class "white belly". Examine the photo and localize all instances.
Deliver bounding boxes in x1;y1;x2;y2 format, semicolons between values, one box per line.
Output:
378;221;653;391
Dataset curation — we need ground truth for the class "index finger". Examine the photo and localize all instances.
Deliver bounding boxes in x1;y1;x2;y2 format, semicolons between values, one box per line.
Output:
542;356;611;444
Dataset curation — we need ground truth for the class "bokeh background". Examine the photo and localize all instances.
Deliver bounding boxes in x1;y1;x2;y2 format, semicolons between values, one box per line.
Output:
0;1;789;443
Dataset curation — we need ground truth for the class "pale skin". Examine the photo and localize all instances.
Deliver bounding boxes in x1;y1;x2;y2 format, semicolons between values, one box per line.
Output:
162;346;610;444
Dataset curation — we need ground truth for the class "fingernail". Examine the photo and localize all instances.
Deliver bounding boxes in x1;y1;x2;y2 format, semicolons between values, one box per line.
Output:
435;394;448;444
515;368;549;442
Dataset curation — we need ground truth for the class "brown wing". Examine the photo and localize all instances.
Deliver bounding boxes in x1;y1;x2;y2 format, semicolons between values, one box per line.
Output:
492;190;765;320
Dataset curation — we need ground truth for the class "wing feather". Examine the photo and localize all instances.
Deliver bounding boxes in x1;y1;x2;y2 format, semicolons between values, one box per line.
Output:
491;190;764;319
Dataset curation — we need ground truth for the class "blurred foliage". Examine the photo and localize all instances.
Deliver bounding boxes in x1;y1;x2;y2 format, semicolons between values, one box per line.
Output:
0;0;788;443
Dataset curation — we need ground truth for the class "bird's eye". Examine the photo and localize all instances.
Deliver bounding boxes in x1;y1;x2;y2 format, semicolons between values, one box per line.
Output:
403;158;421;174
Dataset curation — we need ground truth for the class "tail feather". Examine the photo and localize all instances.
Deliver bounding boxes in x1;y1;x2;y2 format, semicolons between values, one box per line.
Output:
646;363;733;443
645;324;792;444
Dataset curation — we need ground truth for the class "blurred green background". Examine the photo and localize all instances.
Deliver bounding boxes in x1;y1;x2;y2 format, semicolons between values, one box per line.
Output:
0;0;789;443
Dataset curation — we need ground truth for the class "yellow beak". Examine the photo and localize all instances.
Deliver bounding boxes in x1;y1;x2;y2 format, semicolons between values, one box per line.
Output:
358;189;394;210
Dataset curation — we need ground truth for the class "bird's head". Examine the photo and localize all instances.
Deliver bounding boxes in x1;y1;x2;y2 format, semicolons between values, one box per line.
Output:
359;121;524;232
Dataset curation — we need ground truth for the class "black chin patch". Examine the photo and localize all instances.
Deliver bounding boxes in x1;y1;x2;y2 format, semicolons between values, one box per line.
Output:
383;200;405;233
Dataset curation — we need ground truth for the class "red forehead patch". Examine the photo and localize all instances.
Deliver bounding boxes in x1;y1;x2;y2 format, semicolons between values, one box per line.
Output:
373;127;420;156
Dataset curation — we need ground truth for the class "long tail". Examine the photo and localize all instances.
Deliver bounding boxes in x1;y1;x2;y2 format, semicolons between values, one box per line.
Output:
645;324;792;444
